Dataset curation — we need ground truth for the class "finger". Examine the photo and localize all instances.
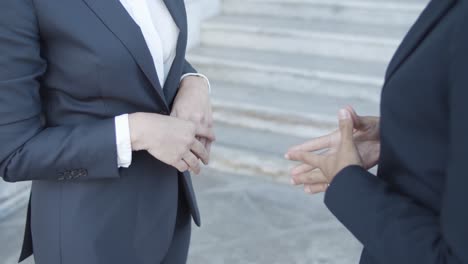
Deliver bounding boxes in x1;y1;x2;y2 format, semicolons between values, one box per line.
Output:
287;134;332;153
292;169;328;185
190;139;210;165
345;105;363;129
285;151;325;168
199;137;207;148
290;150;333;177
304;183;329;194
290;163;316;176
195;124;215;141
205;141;212;163
338;109;354;142
174;160;189;172
182;152;201;175
198;137;211;164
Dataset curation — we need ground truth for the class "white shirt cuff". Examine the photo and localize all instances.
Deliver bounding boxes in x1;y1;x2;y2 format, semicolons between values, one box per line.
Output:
180;73;211;93
115;114;132;168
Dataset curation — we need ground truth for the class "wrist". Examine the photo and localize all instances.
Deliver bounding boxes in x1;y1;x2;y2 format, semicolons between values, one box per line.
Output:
180;75;209;93
128;112;146;151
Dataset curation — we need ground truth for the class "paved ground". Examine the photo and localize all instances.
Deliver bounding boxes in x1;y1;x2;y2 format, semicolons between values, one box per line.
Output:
1;208;31;264
0;169;362;264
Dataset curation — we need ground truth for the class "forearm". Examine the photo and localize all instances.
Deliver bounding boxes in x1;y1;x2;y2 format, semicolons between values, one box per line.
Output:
325;166;464;264
180;60;211;93
0;0;122;182
0;117;120;182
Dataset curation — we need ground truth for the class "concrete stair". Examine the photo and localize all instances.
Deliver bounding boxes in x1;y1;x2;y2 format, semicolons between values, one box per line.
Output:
189;46;386;101
208;80;379;182
222;0;426;26
188;0;428;180
201;15;405;62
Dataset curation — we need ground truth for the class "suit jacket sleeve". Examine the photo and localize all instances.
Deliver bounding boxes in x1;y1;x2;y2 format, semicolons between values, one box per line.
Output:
0;0;120;182
182;59;197;75
323;9;468;264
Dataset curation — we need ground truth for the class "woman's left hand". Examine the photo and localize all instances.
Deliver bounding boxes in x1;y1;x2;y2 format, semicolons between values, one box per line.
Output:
172;76;215;163
285;109;363;194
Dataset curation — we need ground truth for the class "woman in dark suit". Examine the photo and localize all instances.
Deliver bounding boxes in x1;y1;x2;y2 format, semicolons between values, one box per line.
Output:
286;0;468;263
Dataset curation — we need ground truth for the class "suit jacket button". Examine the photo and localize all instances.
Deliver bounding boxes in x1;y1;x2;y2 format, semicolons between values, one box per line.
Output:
79;169;88;177
70;170;78;179
58;172;65;181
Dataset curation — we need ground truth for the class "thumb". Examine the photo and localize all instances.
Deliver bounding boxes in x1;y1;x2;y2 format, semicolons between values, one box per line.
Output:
338;109;354;142
345;105;363;129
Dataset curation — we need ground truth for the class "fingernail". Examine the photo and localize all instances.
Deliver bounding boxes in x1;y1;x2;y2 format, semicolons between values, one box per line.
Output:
290;178;296;185
284;154;290;160
305;187;312;194
339;109;350;120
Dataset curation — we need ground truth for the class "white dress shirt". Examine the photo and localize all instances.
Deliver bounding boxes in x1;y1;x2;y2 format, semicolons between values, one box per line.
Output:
115;0;210;168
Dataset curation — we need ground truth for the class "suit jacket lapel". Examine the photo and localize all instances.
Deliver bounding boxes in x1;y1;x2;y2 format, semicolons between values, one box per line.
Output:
163;0;185;30
82;0;169;110
385;0;456;81
163;2;199;222
162;0;188;105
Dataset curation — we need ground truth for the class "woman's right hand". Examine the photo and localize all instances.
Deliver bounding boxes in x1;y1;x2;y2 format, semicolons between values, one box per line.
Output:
286;106;380;192
128;112;215;174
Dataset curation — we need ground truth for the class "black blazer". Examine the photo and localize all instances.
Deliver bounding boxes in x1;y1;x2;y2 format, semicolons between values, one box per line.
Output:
0;0;200;263
325;0;468;263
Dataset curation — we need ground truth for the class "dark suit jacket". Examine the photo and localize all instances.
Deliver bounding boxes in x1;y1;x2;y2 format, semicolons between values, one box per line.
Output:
0;0;200;263
325;0;468;263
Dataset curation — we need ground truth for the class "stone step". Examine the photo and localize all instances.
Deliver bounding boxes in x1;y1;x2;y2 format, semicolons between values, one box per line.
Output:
188;46;386;102
192;0;419;181
207;80;379;180
201;15;404;62
208;120;378;182
213;121;308;156
212;99;333;140
237;0;423;3
208;143;291;183
222;0;426;26
210;80;379;138
208;121;378;182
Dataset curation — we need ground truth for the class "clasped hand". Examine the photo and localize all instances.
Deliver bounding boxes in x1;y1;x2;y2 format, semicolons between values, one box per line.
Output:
129;76;214;174
285;107;380;194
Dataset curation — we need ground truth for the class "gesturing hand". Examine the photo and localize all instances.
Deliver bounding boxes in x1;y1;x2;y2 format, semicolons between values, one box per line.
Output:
285;108;368;194
289;106;380;174
129;113;215;174
171;76;214;160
